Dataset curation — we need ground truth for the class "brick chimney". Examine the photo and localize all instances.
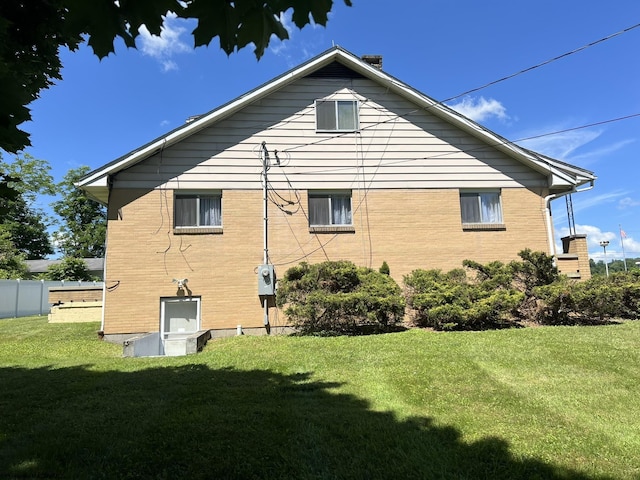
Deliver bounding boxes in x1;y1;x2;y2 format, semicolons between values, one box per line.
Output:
361;55;383;70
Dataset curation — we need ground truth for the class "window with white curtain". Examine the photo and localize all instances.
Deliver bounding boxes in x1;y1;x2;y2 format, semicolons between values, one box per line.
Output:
460;191;503;225
316;100;358;131
174;193;222;228
308;192;352;226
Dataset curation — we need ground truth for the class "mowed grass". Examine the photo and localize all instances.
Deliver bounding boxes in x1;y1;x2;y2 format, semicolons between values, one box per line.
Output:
1;317;639;479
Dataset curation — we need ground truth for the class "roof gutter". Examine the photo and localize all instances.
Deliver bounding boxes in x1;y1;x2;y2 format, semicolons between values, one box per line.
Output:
544;180;595;258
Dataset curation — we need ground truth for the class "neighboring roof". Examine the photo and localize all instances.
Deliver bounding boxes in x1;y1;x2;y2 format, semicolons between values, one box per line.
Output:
26;258;105;274
78;46;596;204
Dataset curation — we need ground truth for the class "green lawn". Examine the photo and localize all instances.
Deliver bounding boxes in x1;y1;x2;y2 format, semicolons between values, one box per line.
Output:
1;317;639;479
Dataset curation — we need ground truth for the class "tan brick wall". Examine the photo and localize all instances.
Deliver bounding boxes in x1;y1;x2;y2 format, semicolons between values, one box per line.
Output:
103;187;550;334
560;235;591;280
49;287;103;304
48;302;102;323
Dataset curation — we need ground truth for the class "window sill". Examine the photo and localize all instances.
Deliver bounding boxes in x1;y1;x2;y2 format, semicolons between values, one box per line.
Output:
309;225;355;234
316;129;360;134
174;227;223;235
462;223;506;231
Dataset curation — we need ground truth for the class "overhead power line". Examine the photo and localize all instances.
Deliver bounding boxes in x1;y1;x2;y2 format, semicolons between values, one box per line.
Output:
515;112;640;143
280;111;640;177
443;22;640;103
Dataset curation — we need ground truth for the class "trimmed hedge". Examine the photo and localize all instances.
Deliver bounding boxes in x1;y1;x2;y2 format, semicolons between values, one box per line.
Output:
278;254;640;334
405;250;640;330
276;260;405;335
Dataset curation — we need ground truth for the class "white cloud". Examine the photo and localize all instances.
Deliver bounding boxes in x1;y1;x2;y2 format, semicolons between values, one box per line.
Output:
556;223;640;262
517;128;602;160
565;139;635;166
618;197;640;209
268;12;324;66
447;96;509;122
138;13;192;72
570;190;629;215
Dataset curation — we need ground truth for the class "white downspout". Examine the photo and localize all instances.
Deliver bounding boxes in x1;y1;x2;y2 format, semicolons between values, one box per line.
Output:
100;177;112;334
544;181;595;258
100;243;107;333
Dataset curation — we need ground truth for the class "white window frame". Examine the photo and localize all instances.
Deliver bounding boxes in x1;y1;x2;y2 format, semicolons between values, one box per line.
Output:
459;190;504;227
315;100;359;132
174;191;222;229
308;191;353;227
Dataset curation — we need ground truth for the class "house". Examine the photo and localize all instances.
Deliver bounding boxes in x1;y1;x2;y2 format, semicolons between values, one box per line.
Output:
25;258;105;280
78;47;596;341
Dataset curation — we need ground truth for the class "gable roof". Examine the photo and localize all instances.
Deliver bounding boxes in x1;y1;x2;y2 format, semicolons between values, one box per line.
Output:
78;46;595;204
25;258;105;274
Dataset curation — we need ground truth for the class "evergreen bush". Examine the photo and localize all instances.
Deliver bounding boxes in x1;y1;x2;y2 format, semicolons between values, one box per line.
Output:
276;260;405;335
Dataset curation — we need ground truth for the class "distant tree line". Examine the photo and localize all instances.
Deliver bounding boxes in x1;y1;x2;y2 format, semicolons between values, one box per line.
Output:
590;258;640;276
0;153;105;280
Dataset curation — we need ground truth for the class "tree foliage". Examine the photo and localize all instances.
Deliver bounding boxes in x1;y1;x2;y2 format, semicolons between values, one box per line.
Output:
0;153;54;259
0;0;352;153
590;257;640;276
52;166;106;258
0;196;53;260
0;227;28;279
39;257;95;281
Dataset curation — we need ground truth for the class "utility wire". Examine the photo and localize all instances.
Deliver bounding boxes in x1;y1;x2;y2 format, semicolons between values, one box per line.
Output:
281;111;640;177
283;22;640;156
443;22;640;103
514;112;640;143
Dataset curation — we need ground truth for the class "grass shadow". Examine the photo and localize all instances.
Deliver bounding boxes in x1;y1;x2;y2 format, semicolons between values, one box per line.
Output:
0;364;612;479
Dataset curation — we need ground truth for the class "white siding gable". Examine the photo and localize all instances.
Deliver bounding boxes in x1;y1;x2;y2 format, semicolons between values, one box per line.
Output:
112;77;547;192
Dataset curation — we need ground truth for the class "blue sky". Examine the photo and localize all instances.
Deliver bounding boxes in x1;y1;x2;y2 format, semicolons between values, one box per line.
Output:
19;0;640;262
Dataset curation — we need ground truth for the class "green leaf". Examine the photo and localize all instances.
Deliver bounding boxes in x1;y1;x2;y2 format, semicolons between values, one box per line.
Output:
293;0;333;27
236;5;290;58
118;0;183;37
186;0;239;52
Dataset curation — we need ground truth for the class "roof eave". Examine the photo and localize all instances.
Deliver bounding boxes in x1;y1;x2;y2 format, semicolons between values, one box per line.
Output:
77;48;353;191
78;46;596;194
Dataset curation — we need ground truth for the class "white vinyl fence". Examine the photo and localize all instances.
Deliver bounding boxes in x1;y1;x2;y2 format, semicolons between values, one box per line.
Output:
0;279;104;319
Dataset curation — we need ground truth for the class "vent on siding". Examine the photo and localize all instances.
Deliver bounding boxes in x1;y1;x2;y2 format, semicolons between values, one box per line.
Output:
306;61;366;79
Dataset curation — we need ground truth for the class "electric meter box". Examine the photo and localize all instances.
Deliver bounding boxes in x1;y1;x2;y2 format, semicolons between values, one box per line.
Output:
258;264;276;296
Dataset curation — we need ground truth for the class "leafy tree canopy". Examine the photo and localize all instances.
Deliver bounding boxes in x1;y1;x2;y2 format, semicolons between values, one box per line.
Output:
39;257;95;281
0;227;28;279
52;166;106;258
0;153;55;259
0;0;352;153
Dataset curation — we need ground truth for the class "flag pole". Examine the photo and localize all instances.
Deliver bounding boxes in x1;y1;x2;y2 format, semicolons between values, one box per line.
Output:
620;225;628;272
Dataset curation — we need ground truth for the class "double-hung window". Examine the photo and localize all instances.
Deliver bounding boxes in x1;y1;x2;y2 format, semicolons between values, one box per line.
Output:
316;100;358;131
460;190;504;228
309;192;352;228
174;192;222;231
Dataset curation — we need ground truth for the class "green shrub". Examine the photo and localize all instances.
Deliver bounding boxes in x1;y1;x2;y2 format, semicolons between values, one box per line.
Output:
510;248;559;294
379;261;390;276
277;261;405;335
404;264;523;331
38;257;96;281
533;271;640;324
533;278;576;325
573;275;623;322
608;271;640;320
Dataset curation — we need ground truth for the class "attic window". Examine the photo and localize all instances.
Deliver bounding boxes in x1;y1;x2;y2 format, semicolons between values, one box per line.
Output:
316;100;358;132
